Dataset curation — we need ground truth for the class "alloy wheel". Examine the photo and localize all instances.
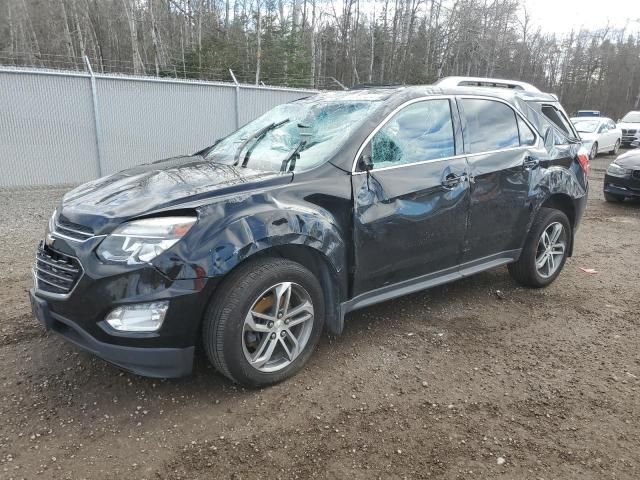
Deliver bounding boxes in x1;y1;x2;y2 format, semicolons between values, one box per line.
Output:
590;143;598;159
535;222;566;279
613;140;620;155
242;282;315;373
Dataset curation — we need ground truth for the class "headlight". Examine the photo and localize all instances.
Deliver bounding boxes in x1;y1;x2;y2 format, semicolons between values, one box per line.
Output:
606;163;631;177
97;216;196;264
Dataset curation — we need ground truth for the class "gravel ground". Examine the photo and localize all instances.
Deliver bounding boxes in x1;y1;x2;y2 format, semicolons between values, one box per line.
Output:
0;155;639;479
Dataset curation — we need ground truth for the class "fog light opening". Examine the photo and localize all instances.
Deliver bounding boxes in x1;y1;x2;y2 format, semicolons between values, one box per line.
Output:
105;301;169;332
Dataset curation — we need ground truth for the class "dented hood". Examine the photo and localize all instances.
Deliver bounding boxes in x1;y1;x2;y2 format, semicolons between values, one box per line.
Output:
60;155;289;226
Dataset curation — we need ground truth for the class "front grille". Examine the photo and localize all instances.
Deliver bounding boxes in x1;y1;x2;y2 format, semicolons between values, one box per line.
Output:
622;129;637;135
34;244;82;295
54;216;94;242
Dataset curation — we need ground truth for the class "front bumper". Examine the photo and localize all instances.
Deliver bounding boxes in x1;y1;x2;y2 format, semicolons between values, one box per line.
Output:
603;174;640;199
30;289;195;377
30;231;219;378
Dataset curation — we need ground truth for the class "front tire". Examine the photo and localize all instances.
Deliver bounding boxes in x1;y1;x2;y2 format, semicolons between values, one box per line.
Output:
508;208;571;288
590;142;598;159
609;139;620;155
203;257;324;387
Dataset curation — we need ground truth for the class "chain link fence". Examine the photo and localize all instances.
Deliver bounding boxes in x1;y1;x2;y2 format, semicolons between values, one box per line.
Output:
0;65;317;187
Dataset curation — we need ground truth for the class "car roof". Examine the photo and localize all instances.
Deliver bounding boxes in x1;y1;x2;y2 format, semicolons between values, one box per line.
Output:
313;84;558;106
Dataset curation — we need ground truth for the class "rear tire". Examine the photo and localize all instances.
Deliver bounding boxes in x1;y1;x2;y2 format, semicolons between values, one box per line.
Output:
604;192;624;203
203;257;324;388
609;139;620;155
508;208;571;288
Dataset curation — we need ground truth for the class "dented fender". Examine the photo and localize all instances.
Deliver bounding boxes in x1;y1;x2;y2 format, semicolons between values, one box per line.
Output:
154;191;347;281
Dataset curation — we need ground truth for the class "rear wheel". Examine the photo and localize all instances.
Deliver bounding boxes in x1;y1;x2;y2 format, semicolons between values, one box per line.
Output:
590;142;598;159
508;208;571;288
203;257;324;387
609;139;620;155
604;192;624;202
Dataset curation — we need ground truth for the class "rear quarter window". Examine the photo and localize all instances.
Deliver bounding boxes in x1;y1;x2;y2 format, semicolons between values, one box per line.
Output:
541;105;574;136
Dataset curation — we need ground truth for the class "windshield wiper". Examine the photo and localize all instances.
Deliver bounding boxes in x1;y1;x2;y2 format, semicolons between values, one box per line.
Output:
280;140;307;172
233;119;290;167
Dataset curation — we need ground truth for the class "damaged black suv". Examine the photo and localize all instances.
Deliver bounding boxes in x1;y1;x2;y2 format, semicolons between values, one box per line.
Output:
30;77;589;387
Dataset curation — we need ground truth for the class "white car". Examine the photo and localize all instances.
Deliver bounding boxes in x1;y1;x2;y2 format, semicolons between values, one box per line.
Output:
617;111;640;147
570;117;622;159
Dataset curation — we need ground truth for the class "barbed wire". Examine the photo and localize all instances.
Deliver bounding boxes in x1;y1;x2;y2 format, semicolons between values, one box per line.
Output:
0;53;342;89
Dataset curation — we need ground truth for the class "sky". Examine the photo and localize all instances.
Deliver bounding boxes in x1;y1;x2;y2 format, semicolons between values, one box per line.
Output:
525;0;640;34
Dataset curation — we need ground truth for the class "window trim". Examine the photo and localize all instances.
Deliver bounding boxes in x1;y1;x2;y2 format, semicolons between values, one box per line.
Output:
351;94;539;175
516;114;537;146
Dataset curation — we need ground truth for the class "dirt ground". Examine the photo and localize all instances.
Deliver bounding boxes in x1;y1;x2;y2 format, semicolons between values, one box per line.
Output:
0;154;638;480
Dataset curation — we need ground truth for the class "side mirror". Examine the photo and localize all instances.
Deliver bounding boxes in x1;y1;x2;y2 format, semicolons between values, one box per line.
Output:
543;129;554;148
358;154;373;172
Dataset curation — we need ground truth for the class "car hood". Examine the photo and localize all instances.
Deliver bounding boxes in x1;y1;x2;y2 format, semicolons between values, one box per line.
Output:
60;155;291;230
617;122;640;130
614;150;640;168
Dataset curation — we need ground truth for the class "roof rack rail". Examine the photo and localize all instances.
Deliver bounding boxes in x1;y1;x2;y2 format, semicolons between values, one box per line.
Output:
434;76;541;93
350;83;402;90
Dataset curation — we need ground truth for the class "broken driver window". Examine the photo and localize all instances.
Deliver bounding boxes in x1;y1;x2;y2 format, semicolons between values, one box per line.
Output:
370;99;455;169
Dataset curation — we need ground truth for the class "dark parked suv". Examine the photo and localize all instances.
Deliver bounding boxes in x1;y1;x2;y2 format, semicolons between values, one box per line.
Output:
30;77;589;387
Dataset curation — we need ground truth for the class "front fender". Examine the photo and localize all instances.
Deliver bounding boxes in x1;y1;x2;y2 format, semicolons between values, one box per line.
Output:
153;192;347;281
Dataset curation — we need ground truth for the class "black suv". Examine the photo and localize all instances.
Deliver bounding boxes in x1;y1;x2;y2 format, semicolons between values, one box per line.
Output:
30;77;589;387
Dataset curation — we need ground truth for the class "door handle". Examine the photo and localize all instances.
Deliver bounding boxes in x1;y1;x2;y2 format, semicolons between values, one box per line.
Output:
523;155;539;169
441;173;465;189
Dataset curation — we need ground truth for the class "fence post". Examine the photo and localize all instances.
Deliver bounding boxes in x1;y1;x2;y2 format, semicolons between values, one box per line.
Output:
229;68;241;129
84;56;104;177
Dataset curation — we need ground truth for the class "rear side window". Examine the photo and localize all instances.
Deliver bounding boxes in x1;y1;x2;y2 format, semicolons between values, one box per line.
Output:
460;99;519;154
370;99;455;169
517;117;536;146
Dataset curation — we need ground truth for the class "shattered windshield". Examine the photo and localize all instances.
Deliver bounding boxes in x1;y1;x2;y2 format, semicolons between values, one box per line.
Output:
205;99;382;172
572;119;599;133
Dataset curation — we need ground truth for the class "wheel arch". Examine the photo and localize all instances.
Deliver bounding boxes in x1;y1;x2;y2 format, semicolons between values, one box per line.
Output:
539;193;576;256
204;242;347;336
249;244;346;335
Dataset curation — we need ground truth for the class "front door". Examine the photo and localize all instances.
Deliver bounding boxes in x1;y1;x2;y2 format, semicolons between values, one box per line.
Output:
351;98;470;295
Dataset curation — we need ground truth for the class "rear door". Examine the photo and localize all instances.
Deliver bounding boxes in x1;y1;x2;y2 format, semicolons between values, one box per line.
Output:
458;96;542;262
351;97;470;295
